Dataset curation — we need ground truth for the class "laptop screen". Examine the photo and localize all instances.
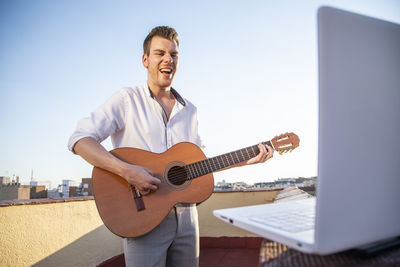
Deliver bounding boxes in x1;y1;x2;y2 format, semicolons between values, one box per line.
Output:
316;6;400;253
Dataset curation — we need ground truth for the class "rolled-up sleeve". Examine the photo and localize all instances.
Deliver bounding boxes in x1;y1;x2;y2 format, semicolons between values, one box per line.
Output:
68;89;127;153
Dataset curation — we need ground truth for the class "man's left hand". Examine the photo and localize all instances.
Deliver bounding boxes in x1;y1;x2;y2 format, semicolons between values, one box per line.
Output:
246;144;274;165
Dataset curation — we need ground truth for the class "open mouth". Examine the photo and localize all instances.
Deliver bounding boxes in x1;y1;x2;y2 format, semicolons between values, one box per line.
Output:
160;68;173;76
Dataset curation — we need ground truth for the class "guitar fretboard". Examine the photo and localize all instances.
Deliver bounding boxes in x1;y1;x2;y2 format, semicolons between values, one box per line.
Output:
185;141;272;179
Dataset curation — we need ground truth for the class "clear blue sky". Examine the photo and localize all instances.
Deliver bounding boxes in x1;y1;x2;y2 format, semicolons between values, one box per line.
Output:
1;0;399;188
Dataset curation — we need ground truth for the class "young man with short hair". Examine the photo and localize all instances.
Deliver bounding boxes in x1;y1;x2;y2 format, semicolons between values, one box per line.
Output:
68;26;273;267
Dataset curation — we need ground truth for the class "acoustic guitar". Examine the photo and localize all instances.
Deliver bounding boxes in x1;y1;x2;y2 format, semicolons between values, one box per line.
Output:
92;132;299;237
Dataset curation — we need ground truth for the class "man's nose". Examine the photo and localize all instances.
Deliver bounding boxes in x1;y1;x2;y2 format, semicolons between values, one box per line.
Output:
163;54;173;63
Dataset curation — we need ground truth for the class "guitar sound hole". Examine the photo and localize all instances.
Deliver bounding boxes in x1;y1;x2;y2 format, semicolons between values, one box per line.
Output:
167;166;188;186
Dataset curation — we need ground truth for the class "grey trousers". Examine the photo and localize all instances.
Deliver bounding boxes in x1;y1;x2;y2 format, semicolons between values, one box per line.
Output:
123;204;199;267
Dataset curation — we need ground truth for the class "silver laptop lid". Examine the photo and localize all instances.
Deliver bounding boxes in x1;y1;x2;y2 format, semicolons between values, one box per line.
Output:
316;6;400;254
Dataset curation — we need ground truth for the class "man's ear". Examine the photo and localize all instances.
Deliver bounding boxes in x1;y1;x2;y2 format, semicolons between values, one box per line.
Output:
142;53;148;68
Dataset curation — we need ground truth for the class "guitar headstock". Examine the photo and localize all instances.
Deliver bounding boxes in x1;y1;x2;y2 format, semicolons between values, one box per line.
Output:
271;132;300;155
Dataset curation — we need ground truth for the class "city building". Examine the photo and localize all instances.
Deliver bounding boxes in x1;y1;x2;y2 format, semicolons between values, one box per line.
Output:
0;176;11;185
69;186;79;197
47;189;62;199
30;185;47;199
61;180;80;198
81;178;93;196
0;184;30;201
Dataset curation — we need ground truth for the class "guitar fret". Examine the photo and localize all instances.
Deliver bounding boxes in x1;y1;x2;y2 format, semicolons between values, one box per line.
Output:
186;165;194;180
209;159;214;173
224;154;230;166
193;162;200;177
229;153;234;165
251;146;260;157
198;161;205;176
217;156;223;168
199;161;206;176
228;153;234;165
231;153;237;164
192;165;197;178
204;161;210;174
240;149;246;161
218;156;223;168
217;157;223;169
195;162;202;176
220;157;224;169
232;151;237;163
197;162;203;176
189;162;199;178
185;166;191;179
245;148;251;159
239;150;246;161
210;158;217;172
215;157;221;170
212;158;217;171
250;146;257;158
200;161;206;176
223;154;229;168
204;159;211;173
203;160;210;174
190;163;196;178
234;151;241;163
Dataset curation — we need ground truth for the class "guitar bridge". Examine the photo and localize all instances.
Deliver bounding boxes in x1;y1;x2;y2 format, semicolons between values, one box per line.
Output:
130;185;146;212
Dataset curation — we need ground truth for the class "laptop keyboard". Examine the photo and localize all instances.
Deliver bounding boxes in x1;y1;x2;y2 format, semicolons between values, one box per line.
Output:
248;209;315;233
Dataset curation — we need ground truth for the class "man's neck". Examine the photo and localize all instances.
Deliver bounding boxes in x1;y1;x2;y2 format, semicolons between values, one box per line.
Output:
148;84;176;118
148;84;173;101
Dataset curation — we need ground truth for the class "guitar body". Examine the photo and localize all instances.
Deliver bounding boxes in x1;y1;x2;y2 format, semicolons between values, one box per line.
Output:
91;132;300;238
92;142;214;238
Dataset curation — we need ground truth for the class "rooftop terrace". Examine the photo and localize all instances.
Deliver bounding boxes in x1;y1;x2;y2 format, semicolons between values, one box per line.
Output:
2;187;399;266
0;188;282;266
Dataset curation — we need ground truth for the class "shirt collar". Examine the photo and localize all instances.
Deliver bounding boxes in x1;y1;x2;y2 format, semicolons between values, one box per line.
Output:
148;86;186;106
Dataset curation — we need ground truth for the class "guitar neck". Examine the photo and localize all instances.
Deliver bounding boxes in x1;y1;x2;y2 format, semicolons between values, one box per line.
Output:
185;141;273;179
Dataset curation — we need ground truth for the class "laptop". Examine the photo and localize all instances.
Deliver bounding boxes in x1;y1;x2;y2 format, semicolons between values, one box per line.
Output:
213;6;400;255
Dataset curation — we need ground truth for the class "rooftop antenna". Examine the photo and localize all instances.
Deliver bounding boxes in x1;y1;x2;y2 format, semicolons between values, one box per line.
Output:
30;168;34;187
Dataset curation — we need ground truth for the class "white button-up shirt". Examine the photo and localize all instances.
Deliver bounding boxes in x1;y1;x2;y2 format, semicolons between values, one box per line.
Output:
68;85;202;153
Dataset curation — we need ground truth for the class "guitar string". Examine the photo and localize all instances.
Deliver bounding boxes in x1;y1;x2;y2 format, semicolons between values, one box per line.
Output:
176;149;258;180
167;168;190;184
160;139;294;185
166;142;276;184
168;166;198;184
167;150;259;184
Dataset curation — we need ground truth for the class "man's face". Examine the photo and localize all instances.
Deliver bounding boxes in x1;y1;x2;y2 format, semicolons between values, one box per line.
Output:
142;36;179;90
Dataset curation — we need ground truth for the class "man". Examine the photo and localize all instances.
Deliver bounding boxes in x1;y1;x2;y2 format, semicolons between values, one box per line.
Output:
68;26;273;267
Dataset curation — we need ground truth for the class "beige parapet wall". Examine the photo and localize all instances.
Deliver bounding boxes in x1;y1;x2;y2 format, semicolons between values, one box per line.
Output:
0;189;280;267
0;200;122;267
198;190;280;237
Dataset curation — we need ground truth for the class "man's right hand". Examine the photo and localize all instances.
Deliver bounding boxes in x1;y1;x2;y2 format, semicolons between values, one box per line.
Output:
121;164;161;195
73;137;161;196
